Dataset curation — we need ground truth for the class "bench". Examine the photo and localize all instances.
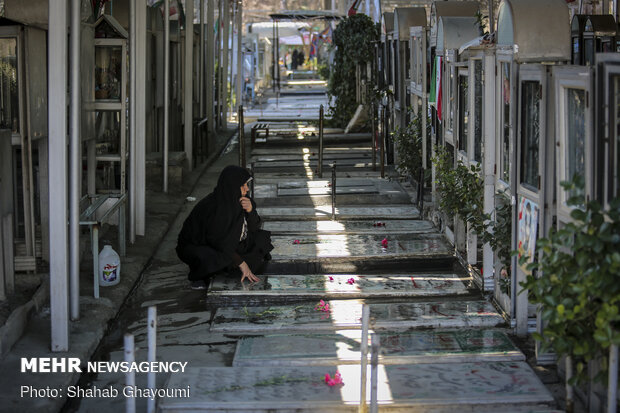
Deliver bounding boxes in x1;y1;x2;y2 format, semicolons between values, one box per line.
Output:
79;193;127;299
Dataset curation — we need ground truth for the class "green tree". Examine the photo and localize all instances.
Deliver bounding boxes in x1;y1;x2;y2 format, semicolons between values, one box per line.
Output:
328;14;379;127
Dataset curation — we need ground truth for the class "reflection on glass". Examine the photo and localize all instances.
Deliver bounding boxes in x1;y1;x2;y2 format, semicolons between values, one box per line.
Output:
566;88;586;200
474;60;483;162
0;38;19;133
458;74;468;153
521;81;540;190
448;67;455;131
501;62;511;182
615;76;619;198
95;111;121;155
584;38;594;66
95;46;122;100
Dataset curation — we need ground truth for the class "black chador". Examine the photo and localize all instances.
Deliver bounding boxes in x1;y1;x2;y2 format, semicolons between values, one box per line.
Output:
176;165;273;283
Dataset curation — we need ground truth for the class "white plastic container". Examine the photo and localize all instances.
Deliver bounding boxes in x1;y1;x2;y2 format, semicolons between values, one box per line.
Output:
99;245;121;286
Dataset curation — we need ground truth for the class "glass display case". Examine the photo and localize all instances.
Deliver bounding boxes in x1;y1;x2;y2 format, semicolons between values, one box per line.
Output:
93;15;127;194
571;14;617;66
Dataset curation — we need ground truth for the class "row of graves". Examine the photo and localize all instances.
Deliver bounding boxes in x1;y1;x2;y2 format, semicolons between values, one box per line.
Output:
373;0;619;362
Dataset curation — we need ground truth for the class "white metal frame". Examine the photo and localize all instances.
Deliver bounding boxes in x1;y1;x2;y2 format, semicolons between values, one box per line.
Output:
553;65;593;224
495;51;516;194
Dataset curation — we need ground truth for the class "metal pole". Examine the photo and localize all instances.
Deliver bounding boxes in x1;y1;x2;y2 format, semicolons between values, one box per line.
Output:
238;105;245;168
608;344;618;413
92;225;99;299
370;333;379;413
200;0;205;119
236;0;243;109
380;106;385;178
250;161;255;199
318;104;324;178
147;306;157;413
185;0;194;170
129;0;136;243
163;0;170;192
229;2;236;117
359;305;370;412
371;101;376;171
566;356;574;413
331;162;336;220
207;0;215;137
222;0;230;123
69;0;81;321
49;0;69;351
136;0;147;237
124;333;136;413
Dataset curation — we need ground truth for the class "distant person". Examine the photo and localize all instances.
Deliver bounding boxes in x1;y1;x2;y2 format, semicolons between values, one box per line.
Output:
176;166;273;289
296;50;305;69
291;49;299;70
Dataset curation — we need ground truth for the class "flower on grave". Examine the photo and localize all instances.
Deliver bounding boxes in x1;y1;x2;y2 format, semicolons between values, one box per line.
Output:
328;276;334;282
381;238;388;248
347;277;355;285
373;222;387;227
293;239;300;244
324;371;344;386
315;299;330;313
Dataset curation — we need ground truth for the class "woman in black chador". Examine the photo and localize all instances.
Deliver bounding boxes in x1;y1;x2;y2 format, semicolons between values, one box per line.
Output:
176;165;273;289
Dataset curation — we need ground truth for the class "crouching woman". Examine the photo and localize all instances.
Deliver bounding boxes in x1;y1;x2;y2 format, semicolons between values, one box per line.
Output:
176;165;273;289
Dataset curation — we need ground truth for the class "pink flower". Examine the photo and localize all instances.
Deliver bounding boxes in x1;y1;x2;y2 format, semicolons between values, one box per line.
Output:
324;371;344;386
381;238;388;248
315;299;330;313
328;276;334;281
347;277;355;285
293;239;300;244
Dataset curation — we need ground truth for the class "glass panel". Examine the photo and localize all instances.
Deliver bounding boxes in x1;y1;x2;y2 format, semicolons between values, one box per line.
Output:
458;74;468;153
474;60;483;162
0;38;19;133
520;81;541;189
584;38;594;66
95;46;123;100
572;38;581;65
501;62;511;182
566;88;586;199
448;66;455;131
95;111;121;155
614;75;620;199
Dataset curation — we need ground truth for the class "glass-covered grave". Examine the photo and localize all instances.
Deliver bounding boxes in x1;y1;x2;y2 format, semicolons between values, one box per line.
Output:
496;0;572;343
571;14;617;66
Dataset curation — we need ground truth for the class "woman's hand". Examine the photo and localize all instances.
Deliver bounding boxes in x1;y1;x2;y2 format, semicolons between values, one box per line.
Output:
239;197;253;213
239;261;259;283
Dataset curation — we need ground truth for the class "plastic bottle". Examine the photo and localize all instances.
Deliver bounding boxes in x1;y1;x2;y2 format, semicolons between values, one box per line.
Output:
99;245;121;286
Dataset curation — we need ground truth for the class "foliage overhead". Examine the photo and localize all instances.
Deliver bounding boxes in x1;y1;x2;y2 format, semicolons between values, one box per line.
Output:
327;14;379;127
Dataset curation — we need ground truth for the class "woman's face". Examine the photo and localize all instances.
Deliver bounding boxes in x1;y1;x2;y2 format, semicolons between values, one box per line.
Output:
240;183;249;197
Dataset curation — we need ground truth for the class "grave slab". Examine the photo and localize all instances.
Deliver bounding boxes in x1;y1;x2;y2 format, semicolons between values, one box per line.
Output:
159;362;554;412
258;205;420;220
207;273;471;304
263;220;434;235
270;233;451;260
210;300;504;333
232;329;524;366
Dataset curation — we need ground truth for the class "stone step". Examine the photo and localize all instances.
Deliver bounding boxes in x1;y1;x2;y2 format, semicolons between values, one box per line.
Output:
232;329;525;366
254;183;411;207
259;205;420;221
251;152;372;162
266;233;454;273
251;147;372;155
159;362;554;412
210;300;504;334
207;273;472;305
263;220;434;235
270;233;451;260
